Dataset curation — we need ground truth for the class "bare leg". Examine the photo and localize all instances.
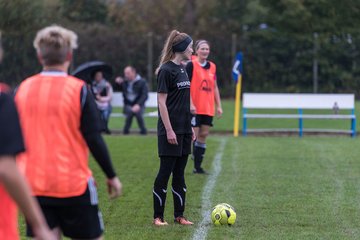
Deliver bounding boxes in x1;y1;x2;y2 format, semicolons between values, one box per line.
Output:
33;227;61;240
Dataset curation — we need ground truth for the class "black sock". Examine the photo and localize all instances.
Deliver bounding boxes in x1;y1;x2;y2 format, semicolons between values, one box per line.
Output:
193;141;206;170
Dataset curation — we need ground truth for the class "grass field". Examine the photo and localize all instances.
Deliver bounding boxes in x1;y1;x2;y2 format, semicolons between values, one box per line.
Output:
20;134;360;239
18;99;360;239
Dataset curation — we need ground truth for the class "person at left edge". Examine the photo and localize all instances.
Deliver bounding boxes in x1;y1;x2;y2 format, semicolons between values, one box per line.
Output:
0;33;54;240
15;25;122;240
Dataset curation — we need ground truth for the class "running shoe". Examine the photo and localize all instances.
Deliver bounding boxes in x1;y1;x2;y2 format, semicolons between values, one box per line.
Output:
174;216;194;225
153;217;168;226
193;168;207;174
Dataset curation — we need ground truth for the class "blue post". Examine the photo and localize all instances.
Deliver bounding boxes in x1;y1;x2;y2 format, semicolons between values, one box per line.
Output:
242;108;247;136
298;109;303;137
351;109;356;137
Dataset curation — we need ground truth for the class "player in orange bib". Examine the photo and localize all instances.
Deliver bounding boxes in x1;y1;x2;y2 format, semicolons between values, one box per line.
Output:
15;26;122;240
186;40;223;174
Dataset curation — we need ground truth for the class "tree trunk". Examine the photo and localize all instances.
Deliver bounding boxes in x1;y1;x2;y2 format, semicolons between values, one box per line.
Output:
184;0;196;32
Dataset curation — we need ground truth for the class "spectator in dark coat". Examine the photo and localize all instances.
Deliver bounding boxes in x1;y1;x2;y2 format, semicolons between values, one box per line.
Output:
115;66;148;135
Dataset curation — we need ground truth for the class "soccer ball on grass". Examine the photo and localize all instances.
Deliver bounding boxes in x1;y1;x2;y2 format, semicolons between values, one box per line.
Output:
211;203;236;226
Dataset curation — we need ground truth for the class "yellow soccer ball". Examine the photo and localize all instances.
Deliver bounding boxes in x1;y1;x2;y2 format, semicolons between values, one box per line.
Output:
211;203;236;226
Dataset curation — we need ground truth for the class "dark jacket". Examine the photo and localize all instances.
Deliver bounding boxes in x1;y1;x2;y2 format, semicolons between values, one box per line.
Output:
116;75;149;106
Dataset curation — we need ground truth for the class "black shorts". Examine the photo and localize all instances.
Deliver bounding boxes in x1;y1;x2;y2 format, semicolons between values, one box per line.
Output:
27;204;104;239
158;134;192;157
191;114;213;127
26;178;104;239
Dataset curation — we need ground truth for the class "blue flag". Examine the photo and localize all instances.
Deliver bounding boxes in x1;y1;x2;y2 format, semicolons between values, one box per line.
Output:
232;52;243;83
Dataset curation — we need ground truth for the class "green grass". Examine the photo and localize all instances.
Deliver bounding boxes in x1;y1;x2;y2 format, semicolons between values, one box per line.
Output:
108;99;360;134
17;99;360;238
20;135;360;239
208;136;360;239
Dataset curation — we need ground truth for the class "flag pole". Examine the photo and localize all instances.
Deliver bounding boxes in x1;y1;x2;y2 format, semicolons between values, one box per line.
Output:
233;74;242;137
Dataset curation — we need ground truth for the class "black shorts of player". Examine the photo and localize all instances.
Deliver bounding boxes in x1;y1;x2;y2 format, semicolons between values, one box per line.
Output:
191;114;213;127
26;178;104;239
158;134;192;157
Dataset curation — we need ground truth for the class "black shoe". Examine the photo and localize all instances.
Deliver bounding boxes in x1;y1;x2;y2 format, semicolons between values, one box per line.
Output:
123;129;130;135
193;168;207;174
140;129;147;135
104;129;111;135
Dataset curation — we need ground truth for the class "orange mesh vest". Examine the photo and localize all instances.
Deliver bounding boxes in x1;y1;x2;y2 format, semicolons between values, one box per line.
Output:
15;72;91;198
190;60;217;116
0;85;19;239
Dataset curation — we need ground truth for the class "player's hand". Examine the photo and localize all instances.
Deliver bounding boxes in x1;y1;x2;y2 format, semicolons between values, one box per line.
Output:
191;127;196;141
216;107;223;118
107;177;122;199
32;226;56;240
115;76;124;84
131;104;141;113
166;129;178;145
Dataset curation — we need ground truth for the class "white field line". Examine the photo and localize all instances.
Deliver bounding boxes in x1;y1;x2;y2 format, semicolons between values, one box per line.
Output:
191;138;227;240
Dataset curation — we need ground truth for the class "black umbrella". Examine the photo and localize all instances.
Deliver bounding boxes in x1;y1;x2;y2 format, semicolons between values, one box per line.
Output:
71;61;113;83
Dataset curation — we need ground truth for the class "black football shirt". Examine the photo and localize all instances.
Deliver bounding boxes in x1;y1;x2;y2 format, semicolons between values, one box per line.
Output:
157;61;192;135
0;92;25;156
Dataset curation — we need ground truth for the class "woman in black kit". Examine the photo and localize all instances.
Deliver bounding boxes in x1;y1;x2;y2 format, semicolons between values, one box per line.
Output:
152;30;195;226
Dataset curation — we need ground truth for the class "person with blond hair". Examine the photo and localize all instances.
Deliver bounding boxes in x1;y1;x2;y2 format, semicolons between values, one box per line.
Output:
0;32;54;240
15;25;122;240
152;30;195;226
186;40;223;174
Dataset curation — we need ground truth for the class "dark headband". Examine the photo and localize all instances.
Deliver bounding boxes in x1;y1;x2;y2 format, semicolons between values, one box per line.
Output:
172;36;192;53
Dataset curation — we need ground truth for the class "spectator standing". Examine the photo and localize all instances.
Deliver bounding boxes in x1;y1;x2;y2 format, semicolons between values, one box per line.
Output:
115;66;148;135
91;71;113;134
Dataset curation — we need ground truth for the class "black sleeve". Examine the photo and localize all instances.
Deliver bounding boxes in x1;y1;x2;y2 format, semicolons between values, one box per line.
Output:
80;86;116;179
80;86;102;135
136;80;149;106
185;62;193;81
0;93;25;156
157;69;171;93
84;133;116;179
